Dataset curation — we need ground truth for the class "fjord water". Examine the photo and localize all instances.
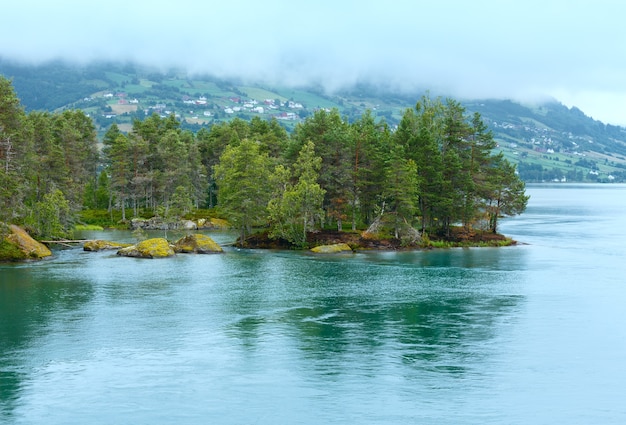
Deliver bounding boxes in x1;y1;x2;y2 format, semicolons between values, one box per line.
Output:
1;185;626;424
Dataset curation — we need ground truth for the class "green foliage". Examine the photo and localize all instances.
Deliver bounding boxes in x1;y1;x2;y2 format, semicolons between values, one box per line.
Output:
268;142;325;248
100;114;208;220
0;238;25;261
1;74;530;248
0;76;32;223
74;224;104;231
182;208;225;221
168;186;193;218
25;189;72;239
0;77;100;238
0;59;102;110
383;144;419;239
78;209;126;228
83;171;110;209
0;223;25;261
290;109;353;230
3;60;626;183
483;154;530;233
213;139;273;245
423;236;515;249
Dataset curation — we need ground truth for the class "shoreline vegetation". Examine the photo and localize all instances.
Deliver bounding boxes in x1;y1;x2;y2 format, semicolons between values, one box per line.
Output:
80;219;517;255
78;214;518;252
2;217;517;262
1;75;527;262
241;227;516;251
78;226;517;259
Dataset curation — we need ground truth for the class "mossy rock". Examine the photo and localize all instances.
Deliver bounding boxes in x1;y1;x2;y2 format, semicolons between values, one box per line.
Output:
117;238;175;258
0;223;52;261
310;243;353;254
173;234;223;254
84;239;132;252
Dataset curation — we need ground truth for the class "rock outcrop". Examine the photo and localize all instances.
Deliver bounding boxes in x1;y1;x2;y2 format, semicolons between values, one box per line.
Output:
83;240;132;252
0;223;52;261
173;234;223;254
310;243;353;254
116;238;175;258
130;217;229;231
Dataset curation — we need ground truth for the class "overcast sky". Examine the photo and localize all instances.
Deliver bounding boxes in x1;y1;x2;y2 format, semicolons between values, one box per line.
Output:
1;0;625;125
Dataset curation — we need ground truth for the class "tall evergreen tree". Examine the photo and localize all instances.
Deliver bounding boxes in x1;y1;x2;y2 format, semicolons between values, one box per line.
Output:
52;110;99;210
27;112;64;202
350;110;389;230
483;154;529;233
249;116;289;159
383;144;419;239
268;141;325;247
108;134;132;221
214;139;273;246
439;99;473;235
406;98;445;233
0;76;33;223
291;109;352;230
464;112;498;229
197;121;243;208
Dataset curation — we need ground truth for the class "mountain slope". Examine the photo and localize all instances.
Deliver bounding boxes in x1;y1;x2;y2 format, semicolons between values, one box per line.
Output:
2;58;626;182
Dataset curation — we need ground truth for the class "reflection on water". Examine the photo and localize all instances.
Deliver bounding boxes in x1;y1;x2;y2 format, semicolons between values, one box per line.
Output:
0;265;95;416
2;185;626;424
2;243;525;422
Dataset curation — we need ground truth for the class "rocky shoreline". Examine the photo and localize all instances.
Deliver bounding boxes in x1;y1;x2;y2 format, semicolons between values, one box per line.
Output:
129;217;229;231
2;220;516;262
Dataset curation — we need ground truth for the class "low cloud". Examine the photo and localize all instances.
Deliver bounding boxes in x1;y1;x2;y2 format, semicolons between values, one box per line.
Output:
2;0;626;124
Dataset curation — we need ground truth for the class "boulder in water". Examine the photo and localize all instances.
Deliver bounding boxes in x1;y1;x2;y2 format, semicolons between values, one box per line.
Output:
310;243;353;254
117;238;175;258
174;234;223;254
84;240;132;252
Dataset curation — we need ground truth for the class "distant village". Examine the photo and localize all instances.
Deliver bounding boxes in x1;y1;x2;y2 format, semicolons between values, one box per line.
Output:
74;84;626;184
86;91;322;127
487;119;619;182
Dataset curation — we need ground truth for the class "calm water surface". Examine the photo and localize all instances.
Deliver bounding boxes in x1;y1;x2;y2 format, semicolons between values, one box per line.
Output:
1;184;626;424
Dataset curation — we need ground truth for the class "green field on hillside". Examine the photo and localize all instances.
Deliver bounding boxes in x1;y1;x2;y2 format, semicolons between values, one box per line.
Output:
2;59;626;182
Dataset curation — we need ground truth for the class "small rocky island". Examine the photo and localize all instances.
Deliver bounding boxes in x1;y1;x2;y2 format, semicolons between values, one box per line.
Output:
242;228;515;251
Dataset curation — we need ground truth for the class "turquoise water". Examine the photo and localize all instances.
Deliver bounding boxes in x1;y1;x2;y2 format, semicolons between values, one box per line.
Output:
1;184;626;424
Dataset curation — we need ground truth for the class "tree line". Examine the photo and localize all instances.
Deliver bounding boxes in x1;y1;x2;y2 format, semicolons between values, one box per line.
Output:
1;77;98;239
1;76;528;245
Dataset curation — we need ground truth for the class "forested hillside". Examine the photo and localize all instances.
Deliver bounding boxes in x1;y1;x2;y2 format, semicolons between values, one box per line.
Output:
1;75;527;248
2;59;626;183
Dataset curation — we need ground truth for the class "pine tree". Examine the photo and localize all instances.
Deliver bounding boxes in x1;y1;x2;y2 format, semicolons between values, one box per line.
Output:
214;139;273;245
0;77;33;223
291;109;352;231
268;141;325;247
483;154;529;233
383;144;419;239
108;134;132;221
350;110;389;230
